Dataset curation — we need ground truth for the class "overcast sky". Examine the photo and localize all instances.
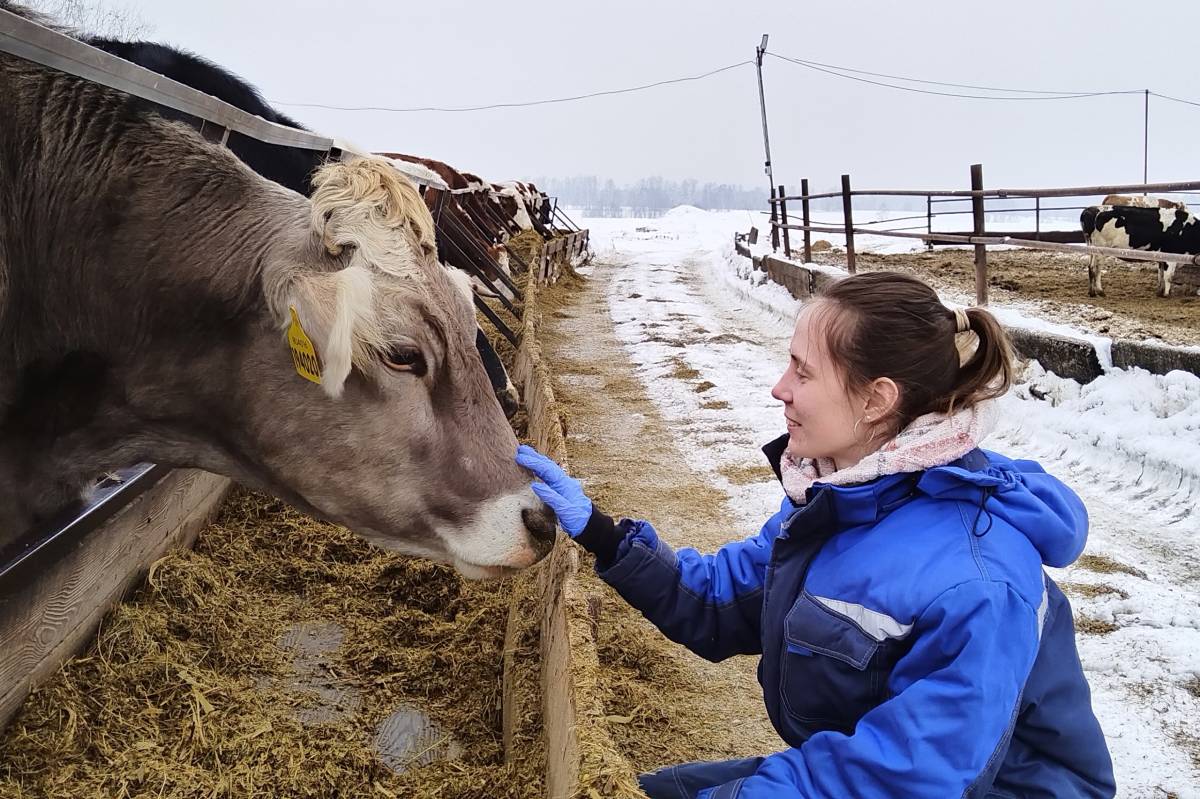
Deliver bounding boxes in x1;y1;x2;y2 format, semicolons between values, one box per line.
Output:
106;0;1200;194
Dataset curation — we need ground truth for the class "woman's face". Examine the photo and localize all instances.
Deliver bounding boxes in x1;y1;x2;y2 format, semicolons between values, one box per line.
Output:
771;304;868;468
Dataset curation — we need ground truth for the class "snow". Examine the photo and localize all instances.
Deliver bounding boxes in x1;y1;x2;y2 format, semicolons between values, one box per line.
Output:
582;207;1200;798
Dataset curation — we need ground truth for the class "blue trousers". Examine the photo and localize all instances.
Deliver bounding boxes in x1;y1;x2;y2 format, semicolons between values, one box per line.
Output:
638;757;765;799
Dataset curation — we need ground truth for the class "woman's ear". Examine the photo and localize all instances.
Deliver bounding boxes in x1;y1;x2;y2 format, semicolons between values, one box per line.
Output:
865;377;900;423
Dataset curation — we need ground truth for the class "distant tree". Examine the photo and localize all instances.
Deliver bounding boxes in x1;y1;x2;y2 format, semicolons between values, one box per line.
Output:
536;175;771;216
25;0;153;38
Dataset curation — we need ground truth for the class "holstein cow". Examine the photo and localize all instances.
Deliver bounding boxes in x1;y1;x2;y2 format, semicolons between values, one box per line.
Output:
0;12;555;577
80;34;520;418
1080;204;1200;297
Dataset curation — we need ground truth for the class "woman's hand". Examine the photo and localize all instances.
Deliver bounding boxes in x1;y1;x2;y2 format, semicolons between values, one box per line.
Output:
515;444;593;537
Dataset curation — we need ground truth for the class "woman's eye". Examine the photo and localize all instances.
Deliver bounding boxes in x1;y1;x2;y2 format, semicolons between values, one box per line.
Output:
383;347;426;375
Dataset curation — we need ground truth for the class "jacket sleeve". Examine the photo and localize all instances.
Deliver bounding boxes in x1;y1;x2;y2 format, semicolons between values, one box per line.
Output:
700;579;1042;798
588;499;793;662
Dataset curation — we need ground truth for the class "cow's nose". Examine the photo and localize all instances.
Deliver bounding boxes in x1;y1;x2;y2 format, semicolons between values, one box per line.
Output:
522;504;558;549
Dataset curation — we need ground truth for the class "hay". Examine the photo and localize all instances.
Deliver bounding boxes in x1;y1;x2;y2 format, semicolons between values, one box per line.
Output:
1075;615;1120;636
667;359;701;382
1059;582;1130;600
717;464;776;486
1077;554;1147;579
0;491;546;798
506;230;544;272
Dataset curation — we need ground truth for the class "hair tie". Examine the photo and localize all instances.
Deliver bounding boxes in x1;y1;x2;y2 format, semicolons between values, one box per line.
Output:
953;308;971;333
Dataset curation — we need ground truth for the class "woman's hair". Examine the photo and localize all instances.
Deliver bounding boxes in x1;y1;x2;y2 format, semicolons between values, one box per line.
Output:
811;271;1013;436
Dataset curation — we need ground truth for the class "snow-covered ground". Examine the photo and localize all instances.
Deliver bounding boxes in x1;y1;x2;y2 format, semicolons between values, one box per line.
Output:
581;207;1200;798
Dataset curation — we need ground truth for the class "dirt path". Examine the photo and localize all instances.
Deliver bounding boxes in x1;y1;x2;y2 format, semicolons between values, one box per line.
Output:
540;261;783;774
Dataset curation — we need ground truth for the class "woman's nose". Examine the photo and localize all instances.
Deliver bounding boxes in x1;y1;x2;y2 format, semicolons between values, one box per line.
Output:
771;373;790;402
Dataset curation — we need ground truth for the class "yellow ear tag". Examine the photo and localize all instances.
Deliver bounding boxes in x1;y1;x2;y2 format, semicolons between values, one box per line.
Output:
287;306;322;384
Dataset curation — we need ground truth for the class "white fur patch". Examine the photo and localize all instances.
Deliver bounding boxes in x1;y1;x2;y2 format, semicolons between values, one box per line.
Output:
440;489;548;576
1094;218;1132;249
1160;207;1178;231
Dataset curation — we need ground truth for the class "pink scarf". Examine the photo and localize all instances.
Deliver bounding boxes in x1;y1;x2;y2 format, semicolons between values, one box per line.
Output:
779;402;998;504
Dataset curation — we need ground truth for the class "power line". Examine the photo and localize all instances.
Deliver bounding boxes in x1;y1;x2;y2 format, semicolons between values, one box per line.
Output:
768;52;1140;101
272;60;753;113
1152;91;1200;109
772;54;1102;96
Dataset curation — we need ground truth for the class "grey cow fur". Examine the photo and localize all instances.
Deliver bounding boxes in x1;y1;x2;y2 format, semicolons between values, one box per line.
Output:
0;3;552;573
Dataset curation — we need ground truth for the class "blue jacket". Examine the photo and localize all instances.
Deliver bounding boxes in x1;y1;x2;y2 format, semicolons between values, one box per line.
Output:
582;437;1115;798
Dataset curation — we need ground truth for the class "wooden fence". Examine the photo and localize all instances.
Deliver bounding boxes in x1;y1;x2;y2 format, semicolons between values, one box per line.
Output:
538;230;591;284
767;165;1200;305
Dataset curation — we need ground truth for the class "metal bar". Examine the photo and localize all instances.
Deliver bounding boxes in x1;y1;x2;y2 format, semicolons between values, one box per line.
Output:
0;9;335;151
1144;89;1150;191
778;184;791;258
775;223;1200;264
1036;197;1041;235
437;224;519;314
801;178;813;263
841;174;856;273
0;464;168;584
971;164;988;306
473;295;519;348
440;210;522;299
853;180;1200;199
786;180;1200;203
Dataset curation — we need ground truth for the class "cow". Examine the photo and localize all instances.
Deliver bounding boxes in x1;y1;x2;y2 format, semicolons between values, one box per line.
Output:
79;34;520;417
1101;194;1187;211
492;181;554;239
0;9;555;578
1080;204;1200;297
381;152;520;284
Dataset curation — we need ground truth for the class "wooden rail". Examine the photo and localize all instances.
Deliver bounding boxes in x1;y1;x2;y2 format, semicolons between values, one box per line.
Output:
538;230;591;284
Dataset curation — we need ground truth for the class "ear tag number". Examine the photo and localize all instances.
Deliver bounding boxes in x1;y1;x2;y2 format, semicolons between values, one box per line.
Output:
288;306;322;385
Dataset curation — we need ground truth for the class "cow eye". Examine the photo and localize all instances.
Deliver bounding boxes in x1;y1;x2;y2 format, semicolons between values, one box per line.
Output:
382;346;426;375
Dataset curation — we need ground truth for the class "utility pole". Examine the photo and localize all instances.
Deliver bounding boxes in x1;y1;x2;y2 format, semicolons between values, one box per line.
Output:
756;34;777;248
755;34;775;195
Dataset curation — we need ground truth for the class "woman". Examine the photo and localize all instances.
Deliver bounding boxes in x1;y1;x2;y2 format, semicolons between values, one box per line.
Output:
517;271;1115;799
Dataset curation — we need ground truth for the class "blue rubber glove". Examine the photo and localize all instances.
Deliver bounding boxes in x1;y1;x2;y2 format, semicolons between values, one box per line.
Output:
515;444;593;537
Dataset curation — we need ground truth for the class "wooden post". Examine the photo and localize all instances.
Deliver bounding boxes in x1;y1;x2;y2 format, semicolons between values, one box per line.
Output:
778;184;792;259
769;186;780;252
1035;196;1041;237
971;163;988;306
801;178;813;263
841;174;856;273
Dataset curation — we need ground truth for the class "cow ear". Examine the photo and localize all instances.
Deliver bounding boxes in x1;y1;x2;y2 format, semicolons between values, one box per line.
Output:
281;265;378;398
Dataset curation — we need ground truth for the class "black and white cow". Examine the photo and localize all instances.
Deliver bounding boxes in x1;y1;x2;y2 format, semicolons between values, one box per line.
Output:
1080;205;1200;297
